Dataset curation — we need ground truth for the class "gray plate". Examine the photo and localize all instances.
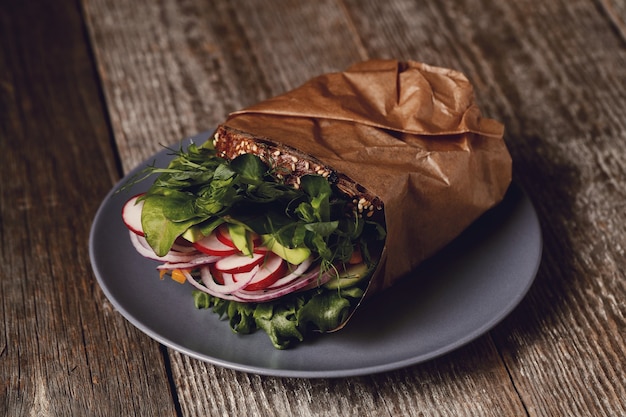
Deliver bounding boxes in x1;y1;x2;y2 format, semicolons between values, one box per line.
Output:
89;131;542;378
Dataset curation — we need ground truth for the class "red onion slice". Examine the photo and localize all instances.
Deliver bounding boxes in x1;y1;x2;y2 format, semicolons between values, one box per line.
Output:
232;266;333;303
200;265;259;295
129;232;200;263
155;254;222;270
181;269;240;301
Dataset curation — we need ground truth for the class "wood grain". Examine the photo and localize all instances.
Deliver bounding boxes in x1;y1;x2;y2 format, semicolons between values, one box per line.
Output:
3;0;624;415
82;0;626;415
0;1;177;415
343;1;626;415
169;338;532;417
80;0;527;416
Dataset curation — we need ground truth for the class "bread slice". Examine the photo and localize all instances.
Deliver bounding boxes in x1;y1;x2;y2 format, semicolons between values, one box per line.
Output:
212;124;383;219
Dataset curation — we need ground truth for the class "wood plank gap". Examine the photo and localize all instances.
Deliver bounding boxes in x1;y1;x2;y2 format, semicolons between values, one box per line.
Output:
76;0;125;180
597;0;626;43
493;336;531;417
160;345;184;417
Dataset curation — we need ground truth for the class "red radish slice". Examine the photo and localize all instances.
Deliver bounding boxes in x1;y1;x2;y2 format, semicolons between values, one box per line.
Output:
215;224;236;248
200;265;259;295
222;268;257;289
193;233;238;256
253;246;269;255
214;252;266;274
129;231;200;263
233;266;332;303
209;264;225;285
217;225;264;251
265;257;313;289
122;194;145;236
242;254;286;291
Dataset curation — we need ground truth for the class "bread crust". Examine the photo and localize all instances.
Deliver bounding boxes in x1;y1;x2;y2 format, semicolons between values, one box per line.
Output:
212;125;383;218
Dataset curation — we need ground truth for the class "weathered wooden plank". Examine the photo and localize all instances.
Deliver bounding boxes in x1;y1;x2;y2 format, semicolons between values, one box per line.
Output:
81;0;530;416
82;0;370;172
343;0;626;415
80;0;626;416
169;337;526;417
0;1;178;415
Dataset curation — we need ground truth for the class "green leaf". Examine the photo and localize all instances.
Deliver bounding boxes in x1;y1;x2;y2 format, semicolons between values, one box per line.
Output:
141;195;199;256
197;217;226;237
254;302;304;349
192;291;212;309
230;153;267;183
295;202;316;222
227;301;255;333
311;234;332;260
300;175;332;222
296;292;352;332
304;221;339;237
213;163;236;181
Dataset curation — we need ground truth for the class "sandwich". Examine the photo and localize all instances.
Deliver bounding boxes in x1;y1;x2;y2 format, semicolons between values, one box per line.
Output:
121;59;512;349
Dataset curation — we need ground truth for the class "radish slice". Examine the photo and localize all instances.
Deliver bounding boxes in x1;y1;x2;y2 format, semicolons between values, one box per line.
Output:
232;265;332;303
200;265;259;295
214;252;265;274
253;246;269;255
209;264;225;284
122;194;145;236
242;254;286;291
265;257;313;289
129;232;200;263
215;224;236;248
193;233;238;256
217;224;265;252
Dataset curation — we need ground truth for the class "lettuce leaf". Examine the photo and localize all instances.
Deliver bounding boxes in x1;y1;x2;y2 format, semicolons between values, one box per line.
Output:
192;286;364;349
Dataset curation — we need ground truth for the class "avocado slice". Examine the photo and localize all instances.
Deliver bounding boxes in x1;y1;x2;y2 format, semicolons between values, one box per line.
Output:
227;223;254;257
261;235;311;264
181;225;205;243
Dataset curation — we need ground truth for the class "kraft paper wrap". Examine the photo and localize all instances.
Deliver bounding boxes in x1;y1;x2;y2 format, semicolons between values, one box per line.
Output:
222;59;512;297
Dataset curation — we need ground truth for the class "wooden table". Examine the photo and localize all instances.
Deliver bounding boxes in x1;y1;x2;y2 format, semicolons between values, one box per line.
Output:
2;0;625;415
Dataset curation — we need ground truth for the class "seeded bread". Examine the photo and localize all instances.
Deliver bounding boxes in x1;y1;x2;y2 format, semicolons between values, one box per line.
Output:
212;124;383;219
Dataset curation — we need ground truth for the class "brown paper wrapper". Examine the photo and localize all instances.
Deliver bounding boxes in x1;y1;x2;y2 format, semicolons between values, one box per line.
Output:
222;59;512;298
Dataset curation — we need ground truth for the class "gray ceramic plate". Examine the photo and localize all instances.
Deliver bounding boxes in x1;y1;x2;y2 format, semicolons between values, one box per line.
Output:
89;131;542;378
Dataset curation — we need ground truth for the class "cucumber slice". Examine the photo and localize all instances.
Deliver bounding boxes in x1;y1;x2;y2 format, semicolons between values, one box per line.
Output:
324;262;372;290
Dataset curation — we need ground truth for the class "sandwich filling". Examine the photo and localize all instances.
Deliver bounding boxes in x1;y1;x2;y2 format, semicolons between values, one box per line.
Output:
121;127;386;349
